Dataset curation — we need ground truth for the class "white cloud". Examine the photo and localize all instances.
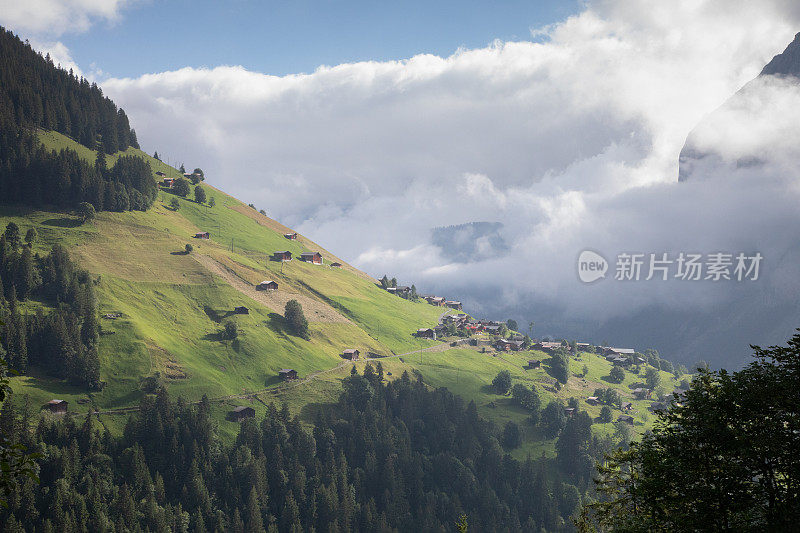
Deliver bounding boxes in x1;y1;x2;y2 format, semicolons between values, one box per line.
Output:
0;0;131;37
99;0;800;364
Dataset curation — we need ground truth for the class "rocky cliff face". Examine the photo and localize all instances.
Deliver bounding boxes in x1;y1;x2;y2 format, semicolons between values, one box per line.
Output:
678;32;800;182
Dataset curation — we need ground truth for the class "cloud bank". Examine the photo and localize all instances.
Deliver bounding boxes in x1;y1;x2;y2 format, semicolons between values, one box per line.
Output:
98;0;800;365
0;0;131;37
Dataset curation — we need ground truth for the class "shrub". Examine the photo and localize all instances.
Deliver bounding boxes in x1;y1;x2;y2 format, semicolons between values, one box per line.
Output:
502;421;522;449
223;320;238;340
78;202;96;222
492;370;512;394
24;227;37;245
194;185;206;204
185;243;193;254
173;177;190;197
284;300;309;339
541;401;567;438
209;197;216;208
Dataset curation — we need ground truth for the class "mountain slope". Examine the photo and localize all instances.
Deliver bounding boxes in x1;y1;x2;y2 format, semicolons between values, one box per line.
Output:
678;32;800;182
3;130;683;457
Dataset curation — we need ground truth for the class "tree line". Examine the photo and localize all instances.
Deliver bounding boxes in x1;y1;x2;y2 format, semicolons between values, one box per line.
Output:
0;114;157;213
581;331;800;530
1;226;100;390
0;27;138;154
0;365;588;531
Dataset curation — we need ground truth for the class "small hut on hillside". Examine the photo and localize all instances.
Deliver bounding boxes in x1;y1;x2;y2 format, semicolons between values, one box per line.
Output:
278;369;298;381
46;399;68;414
256;280;278;291
228;406;255;422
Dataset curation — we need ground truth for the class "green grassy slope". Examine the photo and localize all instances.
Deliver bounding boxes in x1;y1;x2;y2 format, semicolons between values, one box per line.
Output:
6;131;685;454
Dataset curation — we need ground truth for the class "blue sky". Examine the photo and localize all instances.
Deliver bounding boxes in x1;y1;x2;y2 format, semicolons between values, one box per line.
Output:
58;0;579;77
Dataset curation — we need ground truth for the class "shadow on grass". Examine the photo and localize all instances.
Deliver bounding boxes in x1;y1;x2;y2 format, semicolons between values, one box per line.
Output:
42;217;82;228
170;250;190;256
203;307;235;323
265;313;288;335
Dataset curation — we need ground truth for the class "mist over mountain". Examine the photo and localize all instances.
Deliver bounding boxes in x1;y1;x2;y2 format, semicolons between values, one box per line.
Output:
679;32;800;182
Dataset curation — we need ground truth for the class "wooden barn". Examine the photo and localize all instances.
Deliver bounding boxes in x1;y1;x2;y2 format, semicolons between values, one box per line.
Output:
528;359;541;369
228;406;255;422
631;387;651;399
618;414;635;425
162;178;174;188
445;301;462;310
194;231;210;239
425;296;446;306
46;399;68;414
256;280;278;291
415;328;436;339
156;171;166;177
272;251;292;262
621;402;633;411
278;369;298;381
586;396;599;405
301;252;323;264
284;232;298;240
342;349;360;360
330;262;342;268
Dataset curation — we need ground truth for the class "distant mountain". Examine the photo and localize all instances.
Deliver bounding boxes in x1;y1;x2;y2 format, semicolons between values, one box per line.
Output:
678;32;800;182
431;221;508;263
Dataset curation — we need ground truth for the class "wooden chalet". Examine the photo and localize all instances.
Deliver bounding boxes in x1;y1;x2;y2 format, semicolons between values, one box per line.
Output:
228;406;255;422
415;328;436;339
256;280;278;291
284;232;298;240
342;349;360;360
496;339;523;351
484;325;502;335
618;414;635;425
621;402;633;411
425;296;446;306
536;341;565;353
603;347;635;357
273;251;292;262
631;387;651;399
194;231;210;239
445;301;462;310
395;286;411;295
301;252;323;265
162;178;175;188
46;399;68;414
586;396;599;406
278;369;298;381
234;306;249;314
528;359;541;369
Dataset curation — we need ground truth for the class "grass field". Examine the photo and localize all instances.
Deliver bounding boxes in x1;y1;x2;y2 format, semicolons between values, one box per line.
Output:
6;130;685;456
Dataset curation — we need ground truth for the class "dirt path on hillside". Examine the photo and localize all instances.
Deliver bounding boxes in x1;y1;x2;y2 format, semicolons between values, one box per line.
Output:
192;253;351;324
